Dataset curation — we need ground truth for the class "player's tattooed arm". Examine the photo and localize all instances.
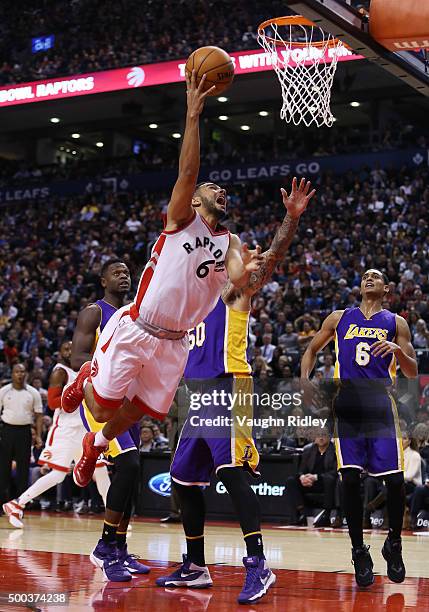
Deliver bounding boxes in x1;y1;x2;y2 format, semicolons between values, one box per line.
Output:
70;304;102;371
225;234;264;289
246;216;299;293
246;177;316;294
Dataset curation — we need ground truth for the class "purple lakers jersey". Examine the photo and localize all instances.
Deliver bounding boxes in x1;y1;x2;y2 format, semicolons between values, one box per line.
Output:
92;299;117;350
96;299;117;333
184;297;251;379
334;307;397;381
83;298;140;450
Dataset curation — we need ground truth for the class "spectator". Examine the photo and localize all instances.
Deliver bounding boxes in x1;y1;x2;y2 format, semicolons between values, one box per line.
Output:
260;333;276;363
0;363;43;506
140;426;156;453
298;321;316;352
403;431;423;489
317;354;335;379
285;429;337;526
152;423;169;449
49;282;70;305
409;460;429;529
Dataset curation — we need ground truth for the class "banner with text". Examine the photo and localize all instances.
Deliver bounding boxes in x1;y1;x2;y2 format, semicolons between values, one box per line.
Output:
0;148;426;204
0;45;360;108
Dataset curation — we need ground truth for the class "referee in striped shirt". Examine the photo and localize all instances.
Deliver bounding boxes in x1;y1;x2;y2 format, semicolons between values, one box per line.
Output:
0;363;43;506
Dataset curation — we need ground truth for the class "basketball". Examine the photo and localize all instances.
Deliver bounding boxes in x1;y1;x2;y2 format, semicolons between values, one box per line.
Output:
185;46;235;95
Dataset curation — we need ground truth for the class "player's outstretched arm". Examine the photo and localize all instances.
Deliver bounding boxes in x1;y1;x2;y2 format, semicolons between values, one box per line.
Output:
246;177;315;294
165;71;215;232
371;315;418;378
301;310;344;379
71;305;101;371
225;234;264;289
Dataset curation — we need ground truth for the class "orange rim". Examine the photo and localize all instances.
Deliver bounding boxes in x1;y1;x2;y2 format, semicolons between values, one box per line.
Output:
258;15;343;49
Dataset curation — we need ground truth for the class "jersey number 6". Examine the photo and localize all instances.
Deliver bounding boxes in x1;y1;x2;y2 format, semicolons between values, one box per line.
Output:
355;342;371;366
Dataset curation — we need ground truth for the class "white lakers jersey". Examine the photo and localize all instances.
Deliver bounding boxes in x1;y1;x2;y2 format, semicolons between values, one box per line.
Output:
130;212;230;331
51;363;80;427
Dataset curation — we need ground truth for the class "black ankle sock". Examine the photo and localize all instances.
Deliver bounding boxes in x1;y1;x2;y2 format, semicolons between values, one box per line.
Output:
102;522;118;544
186;536;205;567
116;531;127;548
244;532;264;558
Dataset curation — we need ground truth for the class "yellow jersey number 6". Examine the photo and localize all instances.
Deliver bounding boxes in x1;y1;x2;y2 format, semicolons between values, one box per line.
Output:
188;322;206;351
355;342;371;366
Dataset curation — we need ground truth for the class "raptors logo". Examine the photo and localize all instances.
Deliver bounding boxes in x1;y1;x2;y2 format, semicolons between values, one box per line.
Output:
91;359;99;378
242;445;253;461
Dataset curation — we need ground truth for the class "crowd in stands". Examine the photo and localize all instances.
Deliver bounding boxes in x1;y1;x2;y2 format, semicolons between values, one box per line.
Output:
0;0;388;88
0;0;286;85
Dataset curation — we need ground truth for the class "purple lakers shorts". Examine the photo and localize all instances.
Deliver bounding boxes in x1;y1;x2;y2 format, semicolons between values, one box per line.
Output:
333;386;404;476
171;376;260;486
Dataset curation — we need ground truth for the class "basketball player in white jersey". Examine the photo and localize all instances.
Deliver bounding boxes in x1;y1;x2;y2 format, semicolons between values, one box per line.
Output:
2;341;110;528
61;71;264;488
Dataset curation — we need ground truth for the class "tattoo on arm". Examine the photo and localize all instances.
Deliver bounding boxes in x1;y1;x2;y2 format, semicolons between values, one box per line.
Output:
270;213;299;259
221;280;241;304
247;213;299;291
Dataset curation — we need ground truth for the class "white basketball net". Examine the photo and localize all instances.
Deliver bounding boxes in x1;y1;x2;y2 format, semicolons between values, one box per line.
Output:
258;20;344;127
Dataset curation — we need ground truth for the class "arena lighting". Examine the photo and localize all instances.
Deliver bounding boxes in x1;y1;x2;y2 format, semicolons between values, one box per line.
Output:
217;96;228;102
172;132;181;139
350;101;361;107
95;141;104;147
218;115;228;121
148;123;158;128
72;150;77;155
240;125;250;131
258;110;269;116
71;133;80;138
50;117;60;123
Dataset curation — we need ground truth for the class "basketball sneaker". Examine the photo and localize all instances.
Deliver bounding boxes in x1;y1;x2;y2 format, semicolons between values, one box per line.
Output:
237;556;276;604
156;554;213;588
351;544;374;587
61;360;91;413
90;540;132;582
118;545;150;574
2;499;24;528
382;537;406;583
73;432;107;488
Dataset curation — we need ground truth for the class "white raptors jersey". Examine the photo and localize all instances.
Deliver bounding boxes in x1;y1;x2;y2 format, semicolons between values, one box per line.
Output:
51;363;81;427
130;212;230;331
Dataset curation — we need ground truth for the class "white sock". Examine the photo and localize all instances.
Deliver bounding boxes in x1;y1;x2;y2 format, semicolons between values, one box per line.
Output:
93;466;111;505
18;470;67;507
94;431;110;447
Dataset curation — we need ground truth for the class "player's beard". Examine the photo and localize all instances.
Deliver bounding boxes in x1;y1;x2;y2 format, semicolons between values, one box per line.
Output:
203;196;227;221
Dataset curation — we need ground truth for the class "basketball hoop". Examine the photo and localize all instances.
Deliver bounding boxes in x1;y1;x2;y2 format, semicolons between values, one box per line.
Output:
257;16;345;128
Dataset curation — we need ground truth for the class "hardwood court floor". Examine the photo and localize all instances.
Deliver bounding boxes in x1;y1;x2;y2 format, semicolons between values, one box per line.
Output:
1;512;428;611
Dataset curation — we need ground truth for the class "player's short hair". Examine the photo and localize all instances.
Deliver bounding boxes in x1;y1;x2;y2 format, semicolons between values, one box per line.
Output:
194;181;218;195
100;258;124;278
363;269;389;285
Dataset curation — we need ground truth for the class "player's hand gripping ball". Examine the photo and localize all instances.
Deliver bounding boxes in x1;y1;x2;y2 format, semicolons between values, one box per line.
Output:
185;46;235;96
